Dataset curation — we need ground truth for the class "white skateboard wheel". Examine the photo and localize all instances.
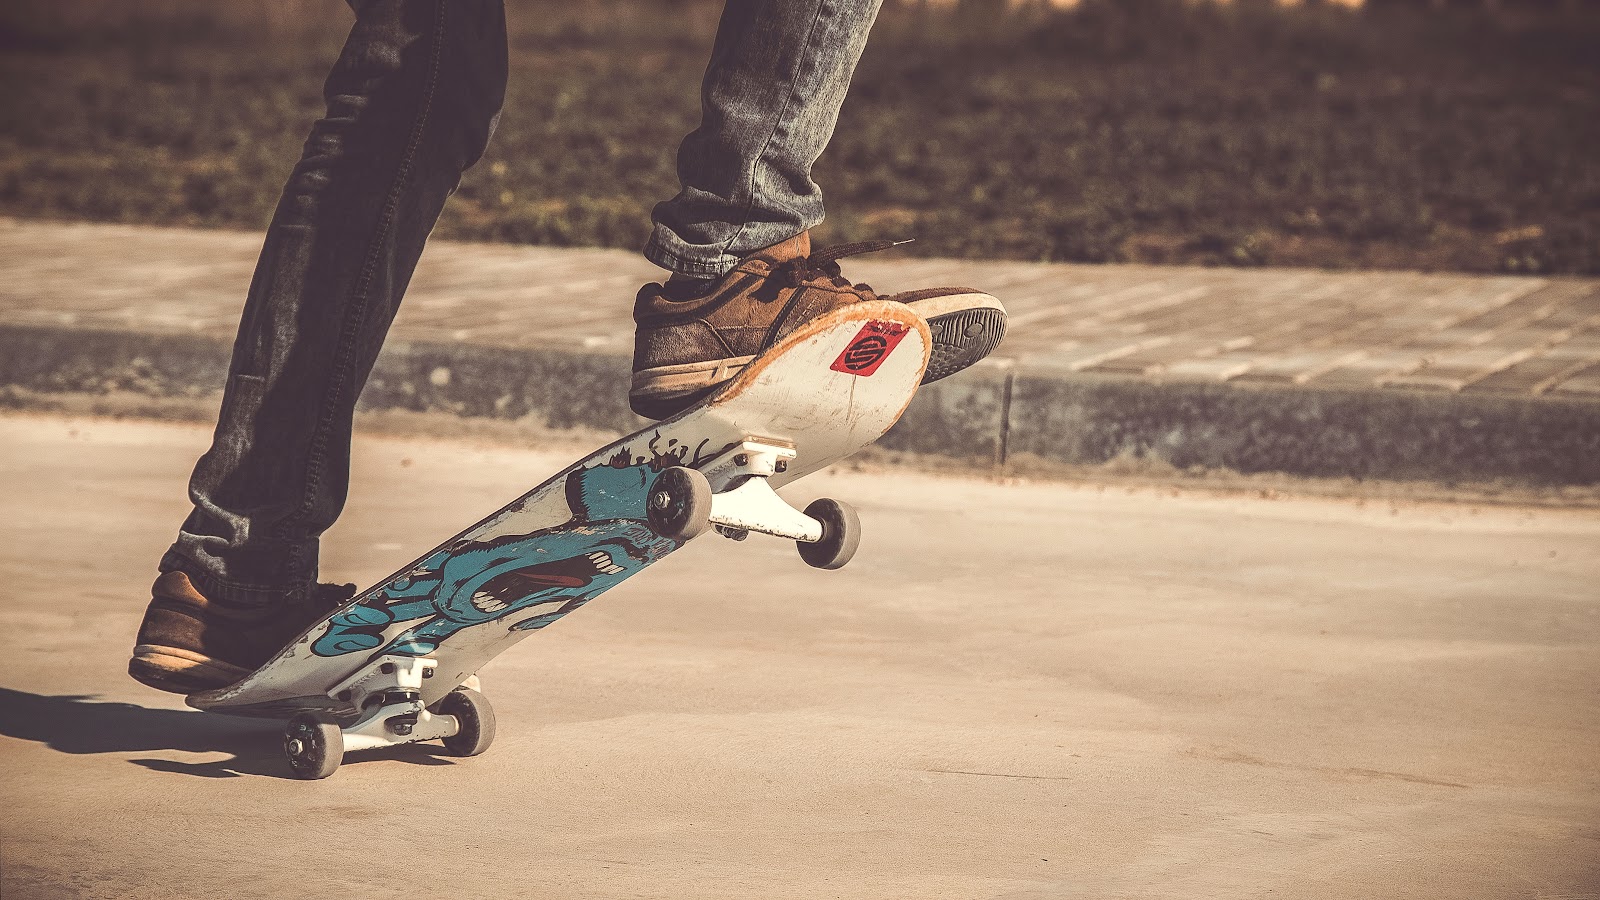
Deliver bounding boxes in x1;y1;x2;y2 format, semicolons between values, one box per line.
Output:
437;688;496;758
646;466;713;542
797;498;860;570
284;714;343;780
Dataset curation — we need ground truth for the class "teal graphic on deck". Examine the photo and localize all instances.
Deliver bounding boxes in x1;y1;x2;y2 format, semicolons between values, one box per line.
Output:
311;459;678;659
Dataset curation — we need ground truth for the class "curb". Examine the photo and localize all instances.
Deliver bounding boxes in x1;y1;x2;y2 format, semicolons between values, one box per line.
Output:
3;322;1597;486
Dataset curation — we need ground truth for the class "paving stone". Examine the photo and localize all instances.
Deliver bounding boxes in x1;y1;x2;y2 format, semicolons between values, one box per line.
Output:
1304;350;1439;389
1158;357;1259;381
1549;363;1600;397
1544;291;1600;327
1466;354;1587;395
1029;338;1174;371
1544;334;1600;358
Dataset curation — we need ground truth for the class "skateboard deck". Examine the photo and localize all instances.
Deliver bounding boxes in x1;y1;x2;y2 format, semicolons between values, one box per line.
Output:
189;301;930;776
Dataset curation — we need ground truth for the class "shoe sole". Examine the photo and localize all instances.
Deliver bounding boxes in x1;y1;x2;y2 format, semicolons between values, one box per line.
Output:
129;644;251;695
629;355;757;420
902;292;1008;384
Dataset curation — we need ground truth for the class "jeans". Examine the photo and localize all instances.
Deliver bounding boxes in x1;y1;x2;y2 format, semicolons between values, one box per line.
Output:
161;0;884;604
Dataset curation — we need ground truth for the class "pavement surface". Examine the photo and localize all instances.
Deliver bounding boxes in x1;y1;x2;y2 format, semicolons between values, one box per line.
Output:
1;414;1597;899
2;218;1598;484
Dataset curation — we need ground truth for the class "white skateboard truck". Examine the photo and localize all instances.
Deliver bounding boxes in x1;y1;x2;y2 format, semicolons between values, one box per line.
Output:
282;656;491;779
645;438;861;570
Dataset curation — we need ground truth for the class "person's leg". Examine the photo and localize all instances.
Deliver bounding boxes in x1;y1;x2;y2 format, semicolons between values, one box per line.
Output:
644;0;882;277
132;0;507;693
630;0;1006;419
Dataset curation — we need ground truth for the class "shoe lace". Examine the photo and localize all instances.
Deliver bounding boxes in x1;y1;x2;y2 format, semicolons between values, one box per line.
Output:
767;238;911;297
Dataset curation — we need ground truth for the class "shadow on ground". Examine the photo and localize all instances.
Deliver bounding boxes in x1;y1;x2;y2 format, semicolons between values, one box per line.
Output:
0;686;459;779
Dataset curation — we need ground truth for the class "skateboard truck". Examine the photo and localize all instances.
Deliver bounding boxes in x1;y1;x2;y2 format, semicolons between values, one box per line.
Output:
647;440;861;570
282;655;495;779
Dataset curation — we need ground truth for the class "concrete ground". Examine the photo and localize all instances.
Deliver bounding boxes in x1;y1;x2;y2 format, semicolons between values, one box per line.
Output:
1;413;1597;899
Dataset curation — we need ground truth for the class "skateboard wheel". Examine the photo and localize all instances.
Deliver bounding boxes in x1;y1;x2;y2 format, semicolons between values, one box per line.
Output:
284;714;343;780
797;498;861;570
438;688;496;757
646;466;712;542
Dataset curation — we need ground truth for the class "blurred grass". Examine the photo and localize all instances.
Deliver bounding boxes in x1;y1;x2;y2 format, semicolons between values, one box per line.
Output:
1;0;1596;274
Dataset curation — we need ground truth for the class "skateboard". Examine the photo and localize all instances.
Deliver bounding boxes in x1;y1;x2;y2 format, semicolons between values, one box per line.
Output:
188;301;931;778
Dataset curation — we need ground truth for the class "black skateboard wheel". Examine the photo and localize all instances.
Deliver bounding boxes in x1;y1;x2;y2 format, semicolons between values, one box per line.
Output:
284;714;343;780
646;466;712;542
437;688;496;757
798;498;860;570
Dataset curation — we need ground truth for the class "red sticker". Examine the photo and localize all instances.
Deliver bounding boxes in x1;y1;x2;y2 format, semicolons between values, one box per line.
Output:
830;320;911;377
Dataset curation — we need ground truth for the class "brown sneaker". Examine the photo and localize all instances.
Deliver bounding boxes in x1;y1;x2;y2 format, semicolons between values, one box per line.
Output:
629;231;1007;419
128;571;355;695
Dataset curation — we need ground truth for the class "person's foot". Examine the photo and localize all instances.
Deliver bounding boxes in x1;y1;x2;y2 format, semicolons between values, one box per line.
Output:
629;232;1006;419
128;571;356;695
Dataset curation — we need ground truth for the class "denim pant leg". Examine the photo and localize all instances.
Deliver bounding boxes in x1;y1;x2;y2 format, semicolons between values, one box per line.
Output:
161;0;507;606
644;0;884;277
